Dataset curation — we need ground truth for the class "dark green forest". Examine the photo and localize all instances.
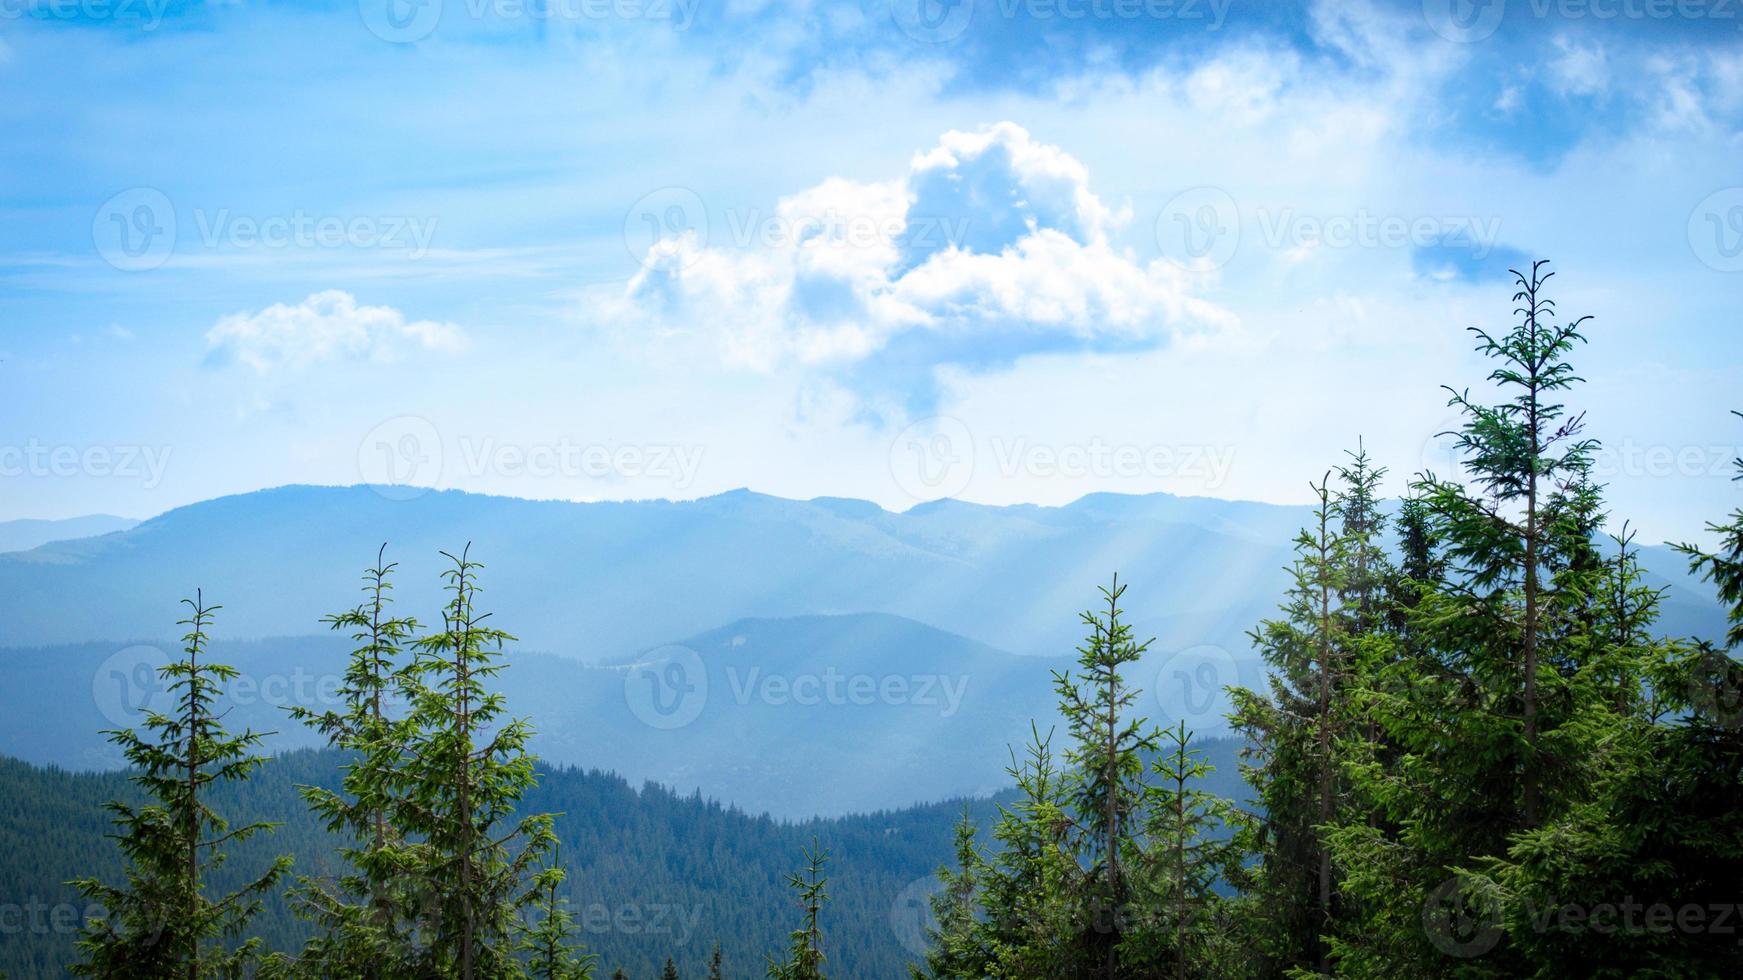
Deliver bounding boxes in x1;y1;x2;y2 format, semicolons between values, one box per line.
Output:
4;263;1741;978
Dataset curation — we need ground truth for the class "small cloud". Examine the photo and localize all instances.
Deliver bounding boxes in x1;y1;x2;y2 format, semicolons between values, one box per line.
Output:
1547;36;1608;99
204;290;465;373
106;325;135;341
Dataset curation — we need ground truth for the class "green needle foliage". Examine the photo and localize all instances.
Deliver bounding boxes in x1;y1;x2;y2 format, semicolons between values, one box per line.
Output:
69;592;291;979
768;841;828;980
280;545;422;977
520;846;596;980
396;545;558;979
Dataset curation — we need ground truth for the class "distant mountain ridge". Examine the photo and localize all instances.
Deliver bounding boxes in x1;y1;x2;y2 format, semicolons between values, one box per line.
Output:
0;484;1317;661
0;514;136;554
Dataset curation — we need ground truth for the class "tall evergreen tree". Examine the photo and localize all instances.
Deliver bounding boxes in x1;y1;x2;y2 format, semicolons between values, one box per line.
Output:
520;846;595;980
396;545;557;979
1052;575;1158;974
284;546;422;976
767;842;827;980
1227;474;1350;973
912;808;986;979
69;593;291;979
1123;722;1240;979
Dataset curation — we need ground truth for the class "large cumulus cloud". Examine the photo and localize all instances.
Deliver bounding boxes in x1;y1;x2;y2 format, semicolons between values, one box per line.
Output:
611;122;1234;415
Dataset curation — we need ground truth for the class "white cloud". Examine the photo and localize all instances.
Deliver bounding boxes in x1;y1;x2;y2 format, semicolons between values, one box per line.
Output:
606;123;1232;398
205;290;465;373
1548;36;1609;98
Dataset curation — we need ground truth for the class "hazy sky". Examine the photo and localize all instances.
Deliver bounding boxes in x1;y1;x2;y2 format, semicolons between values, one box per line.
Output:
2;0;1740;542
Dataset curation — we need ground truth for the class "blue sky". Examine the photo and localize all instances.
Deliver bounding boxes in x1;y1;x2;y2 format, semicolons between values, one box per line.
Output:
1;0;1740;542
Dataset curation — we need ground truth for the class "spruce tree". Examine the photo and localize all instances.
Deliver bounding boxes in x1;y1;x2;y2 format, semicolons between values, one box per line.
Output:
285;545;422;976
767;841;827;980
912;808;986;979
69;593;291;979
706;945;723;980
520;846;595;980
1123;722;1240;978
1051;575;1158;974
397;545;557;979
1227;474;1350;973
659;957;679;980
976;726;1079;978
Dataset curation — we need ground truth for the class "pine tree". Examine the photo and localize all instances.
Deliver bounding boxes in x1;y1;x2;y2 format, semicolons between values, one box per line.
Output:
1122;722;1240;978
659;957;679;980
285;545;422;976
912;808;986;979
706;945;723;980
1227;473;1350;973
1415;259;1598;826
976;725;1079;978
767;841;827;980
396;545;557;979
520;846;596;980
1051;575;1158;974
69;592;291;979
